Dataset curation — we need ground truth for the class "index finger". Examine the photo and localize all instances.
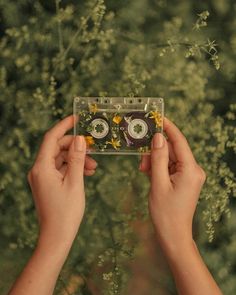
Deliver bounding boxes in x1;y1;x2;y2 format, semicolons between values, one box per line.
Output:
35;114;78;163
164;117;196;165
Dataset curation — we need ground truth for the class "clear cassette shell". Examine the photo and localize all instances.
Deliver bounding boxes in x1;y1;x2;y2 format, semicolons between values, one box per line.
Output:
73;97;164;155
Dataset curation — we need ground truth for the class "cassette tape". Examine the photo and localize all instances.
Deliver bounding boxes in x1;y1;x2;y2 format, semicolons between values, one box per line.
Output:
73;97;164;155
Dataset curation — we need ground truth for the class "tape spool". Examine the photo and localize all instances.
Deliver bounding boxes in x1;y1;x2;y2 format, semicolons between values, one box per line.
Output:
127;118;148;139
90;118;109;139
120;112;156;148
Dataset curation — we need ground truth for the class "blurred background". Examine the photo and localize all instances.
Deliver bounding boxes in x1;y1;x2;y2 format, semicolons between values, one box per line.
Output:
0;0;235;294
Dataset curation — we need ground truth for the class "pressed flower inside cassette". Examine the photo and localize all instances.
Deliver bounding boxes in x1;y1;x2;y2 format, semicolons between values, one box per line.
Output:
73;97;164;154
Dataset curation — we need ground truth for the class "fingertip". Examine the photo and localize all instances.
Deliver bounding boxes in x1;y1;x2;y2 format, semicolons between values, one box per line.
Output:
85;156;98;169
86;155;97;164
84;169;96;176
140;154;151;172
163;116;170;127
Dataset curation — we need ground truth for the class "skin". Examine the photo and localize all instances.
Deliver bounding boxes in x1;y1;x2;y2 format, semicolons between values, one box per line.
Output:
8;115;222;295
139;117;222;295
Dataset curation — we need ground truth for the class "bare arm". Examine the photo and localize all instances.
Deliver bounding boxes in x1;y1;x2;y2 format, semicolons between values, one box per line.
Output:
163;239;220;295
140;117;222;295
9;236;74;295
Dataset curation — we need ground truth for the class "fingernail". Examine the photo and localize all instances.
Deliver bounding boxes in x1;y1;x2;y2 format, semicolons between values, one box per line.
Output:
74;136;85;152
153;133;164;149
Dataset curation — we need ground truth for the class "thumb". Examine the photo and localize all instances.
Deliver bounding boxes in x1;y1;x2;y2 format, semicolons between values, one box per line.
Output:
151;133;170;192
65;135;86;186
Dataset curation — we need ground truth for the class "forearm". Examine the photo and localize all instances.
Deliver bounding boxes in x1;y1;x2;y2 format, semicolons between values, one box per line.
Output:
8;234;73;295
159;236;222;295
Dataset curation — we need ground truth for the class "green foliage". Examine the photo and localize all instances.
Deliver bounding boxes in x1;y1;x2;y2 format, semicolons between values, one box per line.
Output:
0;0;235;294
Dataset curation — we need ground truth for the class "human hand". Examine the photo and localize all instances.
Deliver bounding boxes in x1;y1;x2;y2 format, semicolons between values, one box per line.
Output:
139;117;206;252
27;114;97;246
11;115;221;295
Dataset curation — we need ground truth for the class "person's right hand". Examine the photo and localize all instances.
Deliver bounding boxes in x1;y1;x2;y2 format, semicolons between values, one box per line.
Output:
139;117;224;295
139;117;206;251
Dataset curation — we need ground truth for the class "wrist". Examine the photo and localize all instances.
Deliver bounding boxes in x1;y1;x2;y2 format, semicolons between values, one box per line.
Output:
33;234;74;272
38;221;81;248
154;227;195;261
37;229;75;256
152;217;193;249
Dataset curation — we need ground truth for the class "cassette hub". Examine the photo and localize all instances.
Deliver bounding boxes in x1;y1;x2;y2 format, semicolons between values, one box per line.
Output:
90;118;109;139
127;118;148;139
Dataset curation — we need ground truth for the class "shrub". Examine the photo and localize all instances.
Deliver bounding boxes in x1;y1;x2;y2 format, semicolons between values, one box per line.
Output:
0;1;235;294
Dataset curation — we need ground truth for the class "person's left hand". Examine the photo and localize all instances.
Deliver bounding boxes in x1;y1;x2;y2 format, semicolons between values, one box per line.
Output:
27;114;97;246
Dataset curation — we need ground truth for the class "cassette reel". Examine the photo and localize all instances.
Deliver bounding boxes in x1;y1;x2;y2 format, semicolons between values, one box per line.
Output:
73;97;164;155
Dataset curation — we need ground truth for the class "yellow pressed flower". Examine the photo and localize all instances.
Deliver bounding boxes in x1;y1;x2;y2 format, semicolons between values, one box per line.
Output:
112;115;122;124
106;138;121;150
149;111;162;127
154;116;162;127
89;103;98;114
85;136;95;146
